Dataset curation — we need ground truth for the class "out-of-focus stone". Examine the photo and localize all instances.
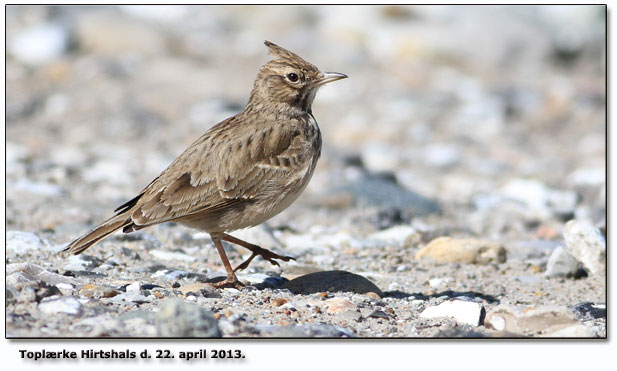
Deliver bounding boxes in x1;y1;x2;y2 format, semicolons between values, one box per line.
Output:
416;237;506;264
38;296;82;316
484;305;594;337
564;220;606;276
325;298;357;314
155;299;220;337
367;225;418;246
9;23;68;65
6;263;82;287
419;300;484;326
6;231;50;254
506;240;560;266
544;246;579;278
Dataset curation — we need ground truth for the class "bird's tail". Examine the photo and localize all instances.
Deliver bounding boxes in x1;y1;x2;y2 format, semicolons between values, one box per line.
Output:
63;214;131;255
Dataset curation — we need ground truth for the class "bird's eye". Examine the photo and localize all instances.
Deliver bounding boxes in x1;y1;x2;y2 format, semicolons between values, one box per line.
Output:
286;73;299;82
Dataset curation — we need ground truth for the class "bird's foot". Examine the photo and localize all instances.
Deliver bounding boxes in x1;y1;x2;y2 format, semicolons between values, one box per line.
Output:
234;246;295;272
210;274;245;290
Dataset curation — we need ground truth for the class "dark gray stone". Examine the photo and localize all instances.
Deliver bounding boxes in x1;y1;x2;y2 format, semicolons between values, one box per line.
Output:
282;270;383;296
155;299;220;337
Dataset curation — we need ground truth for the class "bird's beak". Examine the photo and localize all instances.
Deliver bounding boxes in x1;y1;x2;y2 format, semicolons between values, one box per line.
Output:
315;72;348;87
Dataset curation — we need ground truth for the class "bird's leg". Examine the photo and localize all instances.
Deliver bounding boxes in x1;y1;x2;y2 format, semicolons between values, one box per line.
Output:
210;234;244;289
222;233;295;272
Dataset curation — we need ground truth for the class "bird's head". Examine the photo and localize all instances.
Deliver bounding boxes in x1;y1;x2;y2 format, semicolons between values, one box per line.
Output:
248;41;347;114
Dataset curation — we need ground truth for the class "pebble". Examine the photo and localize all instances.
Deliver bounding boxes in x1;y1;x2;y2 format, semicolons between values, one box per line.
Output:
178;283;220;298
511;275;543;284
416;237;506;264
9;23;68;65
505;240;560;266
360;142;400;173
282;270;383;296
149;249;196;262
498;178;577;217
126;281;141;292
63;255;90;271
6;231;50;254
261;324;354;337
484;305;594;337
564;220;606;276
567;167;605;187
325;298;357;314
6;263;82;287
38;296;82;316
78;284;118;299
419;300;484;326
271;298;288;307
544;246;579;278
367;225;418;246
236;273;272;286
155;299;220;337
570;302;606;322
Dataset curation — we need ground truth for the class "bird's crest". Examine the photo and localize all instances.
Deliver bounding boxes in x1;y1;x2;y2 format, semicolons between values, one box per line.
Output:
264;40;304;63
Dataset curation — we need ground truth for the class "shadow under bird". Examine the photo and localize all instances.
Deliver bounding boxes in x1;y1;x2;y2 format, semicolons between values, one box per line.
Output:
64;40;348;288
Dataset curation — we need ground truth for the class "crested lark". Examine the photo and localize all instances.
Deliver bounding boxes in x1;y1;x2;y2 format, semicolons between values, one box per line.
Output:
64;41;347;288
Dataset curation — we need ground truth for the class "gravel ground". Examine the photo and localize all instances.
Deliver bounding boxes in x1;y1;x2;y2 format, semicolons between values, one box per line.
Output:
5;5;606;338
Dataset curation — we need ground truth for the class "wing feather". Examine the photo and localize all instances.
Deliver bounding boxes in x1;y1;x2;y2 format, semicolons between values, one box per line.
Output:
124;115;307;228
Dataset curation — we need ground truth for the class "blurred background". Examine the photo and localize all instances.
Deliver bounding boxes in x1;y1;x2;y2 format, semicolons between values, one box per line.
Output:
6;5;606;242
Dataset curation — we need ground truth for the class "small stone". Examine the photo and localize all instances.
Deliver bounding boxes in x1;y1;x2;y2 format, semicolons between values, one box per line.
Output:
155;299;220;337
325;298;357;314
564;220;606;276
365;292;381;300
570;302;606;321
419;300;484;326
568;167;605;187
416;237;506;264
38;296;82;316
153;291;165;299
262;324;354;338
367;225;417;245
6;263;82;287
78;284;117;299
361;142;400;173
179;283;211;296
149;249;196;262
369;310;390;319
544;246;579;278
9;23;68;65
340;310;362;322
6;231;49;254
506;240;560;265
498;178;577;217
485;305;593;337
185;295;197;302
126;282;141;292
271;298;288;307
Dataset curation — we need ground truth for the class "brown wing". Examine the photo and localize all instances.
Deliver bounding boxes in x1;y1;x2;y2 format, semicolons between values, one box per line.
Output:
124;115;306;228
